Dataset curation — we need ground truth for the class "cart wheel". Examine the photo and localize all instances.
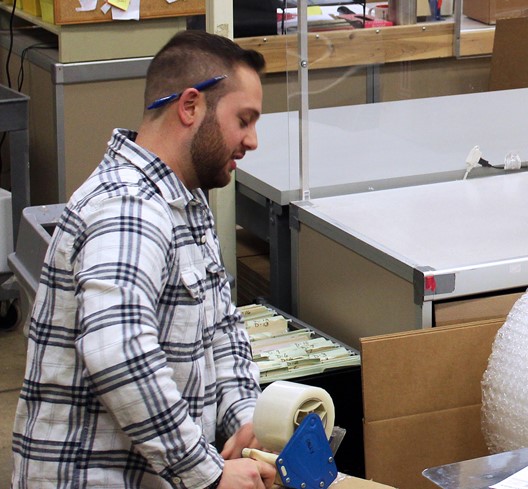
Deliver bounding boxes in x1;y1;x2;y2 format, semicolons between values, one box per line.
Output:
0;299;21;331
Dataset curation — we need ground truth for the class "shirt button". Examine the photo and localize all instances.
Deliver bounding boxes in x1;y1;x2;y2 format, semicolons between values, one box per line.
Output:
173;476;181;483
201;235;207;244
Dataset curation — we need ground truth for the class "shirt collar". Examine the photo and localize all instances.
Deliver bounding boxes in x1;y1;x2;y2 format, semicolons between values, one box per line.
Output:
108;128;207;210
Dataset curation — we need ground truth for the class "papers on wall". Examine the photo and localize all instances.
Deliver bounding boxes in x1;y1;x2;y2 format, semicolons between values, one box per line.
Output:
239;304;360;382
76;0;98;12
90;0;139;20
111;0;139;20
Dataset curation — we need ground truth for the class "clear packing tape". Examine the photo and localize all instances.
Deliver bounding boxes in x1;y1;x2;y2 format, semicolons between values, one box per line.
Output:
482;292;528;453
253;380;336;453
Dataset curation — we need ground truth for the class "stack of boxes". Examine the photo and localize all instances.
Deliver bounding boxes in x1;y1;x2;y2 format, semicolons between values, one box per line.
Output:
235;228;270;306
464;0;528;24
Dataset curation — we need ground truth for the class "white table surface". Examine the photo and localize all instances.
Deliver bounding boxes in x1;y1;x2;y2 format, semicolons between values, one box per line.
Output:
238;88;528;205
294;171;528;272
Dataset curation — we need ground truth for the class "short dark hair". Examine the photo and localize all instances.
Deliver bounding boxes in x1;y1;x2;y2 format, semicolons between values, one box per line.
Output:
144;30;265;113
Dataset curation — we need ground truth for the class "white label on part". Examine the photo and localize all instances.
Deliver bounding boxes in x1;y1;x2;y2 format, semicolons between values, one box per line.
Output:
490;465;528;488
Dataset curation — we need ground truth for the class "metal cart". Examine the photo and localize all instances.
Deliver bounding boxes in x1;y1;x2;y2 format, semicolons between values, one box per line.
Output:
7;204;64;334
0;84;30;330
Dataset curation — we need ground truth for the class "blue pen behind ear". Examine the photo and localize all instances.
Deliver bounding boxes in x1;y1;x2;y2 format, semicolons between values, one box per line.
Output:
147;75;228;110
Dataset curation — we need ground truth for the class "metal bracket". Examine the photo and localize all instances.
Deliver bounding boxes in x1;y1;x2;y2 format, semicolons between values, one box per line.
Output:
414;266;456;304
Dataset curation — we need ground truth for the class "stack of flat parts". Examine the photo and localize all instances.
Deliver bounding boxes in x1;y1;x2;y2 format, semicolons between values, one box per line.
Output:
240;304;360;382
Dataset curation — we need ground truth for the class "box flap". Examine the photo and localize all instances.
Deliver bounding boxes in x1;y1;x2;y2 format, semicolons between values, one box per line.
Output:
364;406;489;489
360;319;503;421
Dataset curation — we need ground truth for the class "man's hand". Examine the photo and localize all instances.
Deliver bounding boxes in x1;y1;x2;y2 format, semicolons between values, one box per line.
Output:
219;423;277;488
218;458;276;489
221;422;261;460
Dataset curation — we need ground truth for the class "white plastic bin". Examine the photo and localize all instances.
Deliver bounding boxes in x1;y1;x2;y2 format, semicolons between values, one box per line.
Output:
8;204;65;333
0;188;13;273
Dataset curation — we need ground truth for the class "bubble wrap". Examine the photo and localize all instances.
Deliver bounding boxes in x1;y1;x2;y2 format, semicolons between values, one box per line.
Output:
482;292;528;453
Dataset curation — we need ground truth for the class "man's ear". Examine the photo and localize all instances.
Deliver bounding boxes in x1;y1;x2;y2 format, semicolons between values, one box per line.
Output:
177;88;202;127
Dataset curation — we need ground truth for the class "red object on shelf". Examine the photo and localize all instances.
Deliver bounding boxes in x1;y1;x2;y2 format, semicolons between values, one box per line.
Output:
364;18;394;27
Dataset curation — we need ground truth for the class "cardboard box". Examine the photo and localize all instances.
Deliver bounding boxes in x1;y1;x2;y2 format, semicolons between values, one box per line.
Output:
463;0;528;25
361;319;504;489
434;291;523;326
489;17;528;91
273;474;396;489
331;476;396;488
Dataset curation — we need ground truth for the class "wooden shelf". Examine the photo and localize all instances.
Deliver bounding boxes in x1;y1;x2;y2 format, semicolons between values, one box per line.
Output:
458;25;495;57
237;20;495;74
0;3;60;33
1;1;495;69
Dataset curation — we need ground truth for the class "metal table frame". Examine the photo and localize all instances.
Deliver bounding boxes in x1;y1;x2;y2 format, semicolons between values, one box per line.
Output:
236;183;292;311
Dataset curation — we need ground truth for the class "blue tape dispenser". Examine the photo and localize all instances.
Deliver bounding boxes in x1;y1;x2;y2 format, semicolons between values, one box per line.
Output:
243;381;341;489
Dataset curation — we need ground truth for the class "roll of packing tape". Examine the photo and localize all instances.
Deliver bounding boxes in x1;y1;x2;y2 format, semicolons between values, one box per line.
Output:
253;380;335;452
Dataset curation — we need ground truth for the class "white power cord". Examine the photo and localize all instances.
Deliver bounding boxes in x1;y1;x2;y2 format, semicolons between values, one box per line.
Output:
463;145;483;180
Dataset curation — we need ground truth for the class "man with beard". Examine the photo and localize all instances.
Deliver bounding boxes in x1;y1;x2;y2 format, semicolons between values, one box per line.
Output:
11;30;275;489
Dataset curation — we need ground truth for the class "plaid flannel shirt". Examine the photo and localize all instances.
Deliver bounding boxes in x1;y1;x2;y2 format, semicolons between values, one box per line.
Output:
11;129;260;489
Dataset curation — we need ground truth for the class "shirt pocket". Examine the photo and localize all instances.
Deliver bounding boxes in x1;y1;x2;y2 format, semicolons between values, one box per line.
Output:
205;260;226;283
166;266;206;347
202;261;227;338
180;268;206;301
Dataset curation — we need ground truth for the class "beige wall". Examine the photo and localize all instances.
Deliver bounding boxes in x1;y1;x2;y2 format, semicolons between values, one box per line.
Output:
0;50;58;205
62;79;144;200
380;57;492;101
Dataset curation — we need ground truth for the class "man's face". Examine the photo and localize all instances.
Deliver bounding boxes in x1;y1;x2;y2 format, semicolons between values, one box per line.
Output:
189;65;262;190
190;108;232;190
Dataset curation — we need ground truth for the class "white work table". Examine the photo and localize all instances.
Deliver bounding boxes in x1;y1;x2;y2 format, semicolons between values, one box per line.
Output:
291;171;528;348
236;87;528;311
